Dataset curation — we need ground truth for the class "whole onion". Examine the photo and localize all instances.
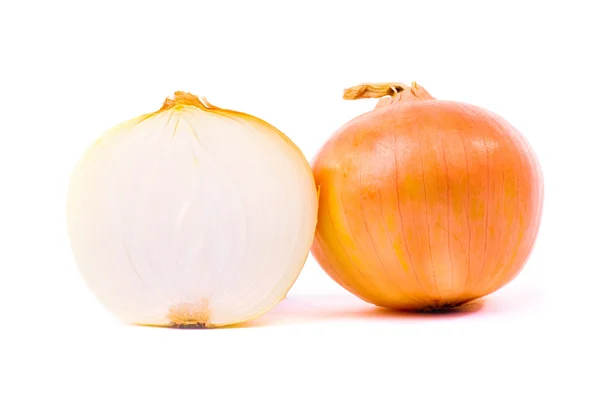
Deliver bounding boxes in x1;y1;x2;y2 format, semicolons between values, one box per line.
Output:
311;81;544;310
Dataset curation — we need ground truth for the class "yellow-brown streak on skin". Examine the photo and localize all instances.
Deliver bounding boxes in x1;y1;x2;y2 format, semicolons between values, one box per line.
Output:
460;112;483;295
471;111;508;296
461;136;472;291
429;130;450;297
328;206;388;304
485;161;519;296
359;149;427;307
494;159;542;291
378;195;426;307
376;180;428;307
491;170;506;290
474;134;491;289
317;134;414;306
353;141;415;305
392;131;431;302
358;196;403;303
440;123;472;302
442;144;454;296
418;129;440;299
338;184;402;306
322;185;371;295
402;146;436;298
428;125;455;299
418;112;458;301
168;299;211;328
468;116;504;296
313;160;386;303
501;120;544;291
391;133;427;297
312;229;374;302
324;160;374;301
366;105;440;301
484;119;529;295
346;125;433;306
484;137;504;293
471;112;538;298
477;116;514;296
462;115;491;296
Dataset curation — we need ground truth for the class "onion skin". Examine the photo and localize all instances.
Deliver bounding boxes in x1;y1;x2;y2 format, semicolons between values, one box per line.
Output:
311;82;543;310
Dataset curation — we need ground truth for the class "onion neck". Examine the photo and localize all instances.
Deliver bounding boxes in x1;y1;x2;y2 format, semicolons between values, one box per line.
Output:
343;81;435;109
158;91;214;112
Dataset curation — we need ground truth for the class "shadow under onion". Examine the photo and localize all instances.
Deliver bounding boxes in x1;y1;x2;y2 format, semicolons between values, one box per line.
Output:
131;288;540;330
224;295;488;329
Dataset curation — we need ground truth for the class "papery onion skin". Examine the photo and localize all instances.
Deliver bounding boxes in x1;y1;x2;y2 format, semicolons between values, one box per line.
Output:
67;92;318;328
311;82;543;310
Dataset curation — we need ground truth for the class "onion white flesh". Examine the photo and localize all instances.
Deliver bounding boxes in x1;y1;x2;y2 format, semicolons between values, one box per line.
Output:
67;93;318;327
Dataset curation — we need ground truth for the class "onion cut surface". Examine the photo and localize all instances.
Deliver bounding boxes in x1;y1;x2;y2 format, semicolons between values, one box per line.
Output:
67;92;318;327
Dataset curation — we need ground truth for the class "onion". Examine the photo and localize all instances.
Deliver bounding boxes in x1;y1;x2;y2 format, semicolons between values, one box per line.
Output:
67;92;318;327
311;81;543;311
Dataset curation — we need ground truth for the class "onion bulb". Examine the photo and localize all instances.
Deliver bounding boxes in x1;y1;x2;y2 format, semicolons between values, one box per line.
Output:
67;92;318;327
311;81;543;311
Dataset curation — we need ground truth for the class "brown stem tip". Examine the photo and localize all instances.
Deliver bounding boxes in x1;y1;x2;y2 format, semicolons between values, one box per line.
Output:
343;81;435;108
343;82;412;100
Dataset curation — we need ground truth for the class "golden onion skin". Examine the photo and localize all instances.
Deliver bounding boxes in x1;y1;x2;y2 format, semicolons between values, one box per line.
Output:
311;82;543;310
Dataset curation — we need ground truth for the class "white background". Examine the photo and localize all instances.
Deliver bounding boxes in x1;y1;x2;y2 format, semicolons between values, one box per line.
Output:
1;0;598;399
